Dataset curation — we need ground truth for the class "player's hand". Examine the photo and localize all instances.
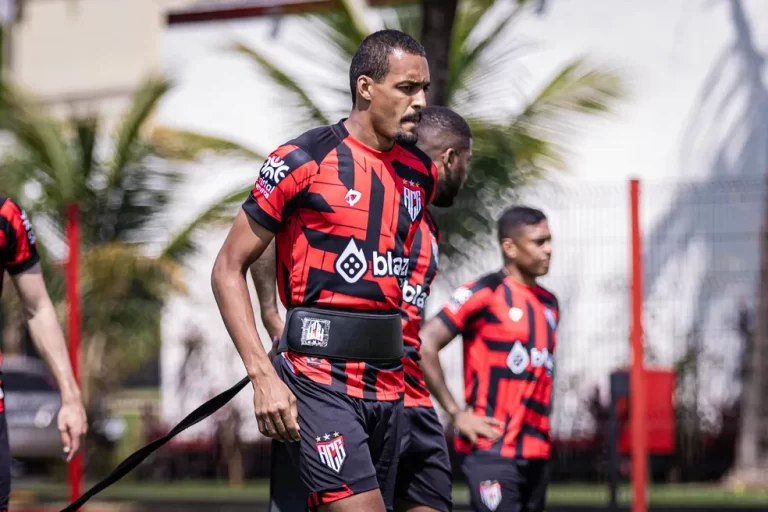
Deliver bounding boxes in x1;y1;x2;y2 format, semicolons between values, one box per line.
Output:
253;371;300;442
58;397;88;462
453;410;504;446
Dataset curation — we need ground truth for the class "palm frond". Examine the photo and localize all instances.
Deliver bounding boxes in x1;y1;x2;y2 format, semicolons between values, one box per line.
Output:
150;127;265;162
230;42;331;130
108;75;173;192
0;81;78;204
160;184;253;263
448;1;526;109
513;56;625;169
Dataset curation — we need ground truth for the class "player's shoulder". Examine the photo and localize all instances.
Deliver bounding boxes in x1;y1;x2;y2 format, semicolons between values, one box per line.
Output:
0;194;21;221
396;142;433;176
534;284;559;310
469;270;507;294
446;270;505;311
284;121;346;166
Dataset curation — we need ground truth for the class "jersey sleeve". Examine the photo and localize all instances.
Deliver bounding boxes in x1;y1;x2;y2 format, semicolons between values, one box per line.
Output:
436;283;486;336
1;199;40;274
242;144;318;233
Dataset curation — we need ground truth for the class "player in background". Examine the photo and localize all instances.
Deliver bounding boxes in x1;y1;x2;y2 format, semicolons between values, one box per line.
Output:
257;106;476;512
0;194;88;512
211;29;436;512
394;106;475;512
419;206;558;512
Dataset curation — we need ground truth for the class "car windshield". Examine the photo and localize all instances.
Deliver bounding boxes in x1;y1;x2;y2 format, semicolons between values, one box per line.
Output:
2;371;57;392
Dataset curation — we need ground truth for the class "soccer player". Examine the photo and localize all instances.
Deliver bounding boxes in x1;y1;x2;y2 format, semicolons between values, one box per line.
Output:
259;106;475;512
419;206;558;512
211;30;436;512
0;194;87;512
394;106;473;512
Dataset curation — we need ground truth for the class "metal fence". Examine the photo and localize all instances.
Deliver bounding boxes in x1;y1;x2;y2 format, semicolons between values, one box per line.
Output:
2;176;766;497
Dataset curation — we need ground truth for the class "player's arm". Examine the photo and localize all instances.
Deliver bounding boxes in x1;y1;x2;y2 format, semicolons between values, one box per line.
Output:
212;144;314;443
420;288;504;444
418;316;462;417
212;210;299;442
249;238;283;356
3;201;86;461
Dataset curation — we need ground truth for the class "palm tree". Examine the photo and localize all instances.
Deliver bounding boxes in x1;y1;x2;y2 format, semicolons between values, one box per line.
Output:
0;75;261;413
228;0;624;266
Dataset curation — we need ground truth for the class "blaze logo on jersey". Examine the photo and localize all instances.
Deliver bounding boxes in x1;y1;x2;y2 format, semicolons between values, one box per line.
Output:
479;480;502;511
335;238;409;284
335;239;368;283
403;182;423;222
300;318;330;348
507;342;555;376
402;280;427;309
315;432;346;473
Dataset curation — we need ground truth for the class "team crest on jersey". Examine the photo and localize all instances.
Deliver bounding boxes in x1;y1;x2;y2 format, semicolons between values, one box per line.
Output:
544;307;557;329
402;181;423;222
300;318;330;348
508;307;523;322
315;432;346;473
479;480;502;511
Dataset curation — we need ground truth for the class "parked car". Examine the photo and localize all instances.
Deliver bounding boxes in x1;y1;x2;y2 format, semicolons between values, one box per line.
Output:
1;355;62;460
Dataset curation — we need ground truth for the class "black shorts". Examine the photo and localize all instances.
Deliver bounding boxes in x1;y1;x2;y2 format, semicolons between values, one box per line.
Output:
395;406;452;512
462;452;549;512
269;439;309;512
0;412;8;512
273;356;403;511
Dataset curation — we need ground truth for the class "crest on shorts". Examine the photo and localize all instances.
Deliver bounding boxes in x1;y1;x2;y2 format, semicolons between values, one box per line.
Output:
479;480;502;511
315;432;346;473
300;318;330;348
403;181;423;222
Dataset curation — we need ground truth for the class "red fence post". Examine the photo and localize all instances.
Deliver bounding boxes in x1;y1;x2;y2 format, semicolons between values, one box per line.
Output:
629;179;648;512
66;203;83;503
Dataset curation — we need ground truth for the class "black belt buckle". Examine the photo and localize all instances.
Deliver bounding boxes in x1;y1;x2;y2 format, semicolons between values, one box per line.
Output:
278;307;403;361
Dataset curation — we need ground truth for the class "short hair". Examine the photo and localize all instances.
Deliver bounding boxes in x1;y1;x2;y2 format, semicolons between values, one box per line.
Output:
417;105;472;154
349;30;426;106
497;206;547;241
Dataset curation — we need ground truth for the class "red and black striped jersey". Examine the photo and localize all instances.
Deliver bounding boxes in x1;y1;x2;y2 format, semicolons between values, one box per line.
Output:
437;270;559;459
243;120;438;402
401;210;440;408
0;195;40;298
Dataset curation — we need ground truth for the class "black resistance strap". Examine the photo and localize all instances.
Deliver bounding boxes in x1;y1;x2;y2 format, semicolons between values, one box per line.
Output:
60;376;249;511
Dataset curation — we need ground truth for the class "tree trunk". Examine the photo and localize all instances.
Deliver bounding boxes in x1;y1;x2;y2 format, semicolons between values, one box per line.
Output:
420;0;459;106
728;174;768;487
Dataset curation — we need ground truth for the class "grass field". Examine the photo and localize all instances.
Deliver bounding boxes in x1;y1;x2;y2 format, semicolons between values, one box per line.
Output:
12;480;768;507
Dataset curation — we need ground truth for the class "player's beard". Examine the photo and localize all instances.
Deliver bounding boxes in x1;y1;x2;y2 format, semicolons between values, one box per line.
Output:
432;180;460;207
394;113;421;144
394;131;418;144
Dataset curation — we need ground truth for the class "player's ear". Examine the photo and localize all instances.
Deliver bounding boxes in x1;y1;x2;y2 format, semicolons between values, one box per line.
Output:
358;75;374;103
441;148;456;169
501;237;517;260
